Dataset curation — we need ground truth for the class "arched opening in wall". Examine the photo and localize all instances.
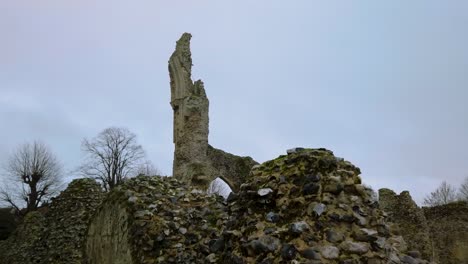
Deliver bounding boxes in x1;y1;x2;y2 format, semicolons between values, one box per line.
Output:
207;177;232;199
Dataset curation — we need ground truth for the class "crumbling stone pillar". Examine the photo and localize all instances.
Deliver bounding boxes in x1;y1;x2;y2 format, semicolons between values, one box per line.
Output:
169;33;210;188
168;33;258;191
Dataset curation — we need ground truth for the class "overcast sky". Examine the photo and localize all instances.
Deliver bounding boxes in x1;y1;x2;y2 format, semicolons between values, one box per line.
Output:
1;1;467;204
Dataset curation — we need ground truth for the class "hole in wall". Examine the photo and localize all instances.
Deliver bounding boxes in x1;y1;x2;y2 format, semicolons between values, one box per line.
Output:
206;177;232;199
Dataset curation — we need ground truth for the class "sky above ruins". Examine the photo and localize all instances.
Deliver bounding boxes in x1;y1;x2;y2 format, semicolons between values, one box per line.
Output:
1;1;467;204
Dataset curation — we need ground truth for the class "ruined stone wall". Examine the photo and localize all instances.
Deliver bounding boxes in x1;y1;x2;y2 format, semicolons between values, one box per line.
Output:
2;149;437;264
169;33;257;191
169;33;210;186
86;149;430;264
378;188;433;261
379;189;468;264
220;148;426;264
423;201;468;264
85;175;228;264
206;145;258;191
85;202;132;264
0;179;103;264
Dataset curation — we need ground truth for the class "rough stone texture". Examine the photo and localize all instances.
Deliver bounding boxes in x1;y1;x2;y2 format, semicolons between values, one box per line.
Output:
169;32;210;188
423;201;468;264
85;175;228;264
1;149;437;264
169;33;257;191
0;210;45;264
0;178;103;264
206;145;258;192
219;148;429;263
86;202;132;264
378;188;433;261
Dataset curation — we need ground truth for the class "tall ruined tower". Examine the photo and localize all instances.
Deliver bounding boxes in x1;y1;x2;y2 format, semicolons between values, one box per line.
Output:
169;33;210;186
169;33;258;191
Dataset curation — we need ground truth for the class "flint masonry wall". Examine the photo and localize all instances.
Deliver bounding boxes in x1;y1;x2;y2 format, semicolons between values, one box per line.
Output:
378;189;433;261
379;189;468;264
87;149;430;264
423;201;468;264
1;149;436;264
85;176;229;264
0;179;103;264
85;202;133;264
169;33;257;191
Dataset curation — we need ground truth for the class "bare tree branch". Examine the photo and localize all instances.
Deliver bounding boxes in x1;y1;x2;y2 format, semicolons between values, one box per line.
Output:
423;181;457;206
135;160;161;176
458;176;468;201
0;141;62;215
79;127;146;191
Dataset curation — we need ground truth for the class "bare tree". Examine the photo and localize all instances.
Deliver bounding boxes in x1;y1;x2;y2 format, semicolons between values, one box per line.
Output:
135;160;161;176
0;141;62;215
207;177;231;199
423;181;457;206
458;176;468;201
79;127;145;191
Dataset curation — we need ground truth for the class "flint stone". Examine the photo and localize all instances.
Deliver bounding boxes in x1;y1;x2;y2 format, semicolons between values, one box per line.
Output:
247;235;281;254
407;251;421;259
209;238;225;253
320;246;340;259
178;227;187;234
305;174;321;182
313;203;327;216
226;192;238;203
287;147;305;154
326;230;344;243
354;228;378;242
301;248;321;260
206;253;217;263
281;244;297;260
290;221;310;234
340;241;369;254
353;212;367;226
134;210;152;218
372;237;386;249
323;183;344;195
266;212;280;223
258;188;273;196
400;255;418;264
389;253;402;263
251;164;261;170
303;183;320;195
128;196;138;203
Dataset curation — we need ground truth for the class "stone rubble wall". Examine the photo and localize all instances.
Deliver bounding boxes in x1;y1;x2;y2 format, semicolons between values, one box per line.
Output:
378;188;433;261
85;175;229;264
379;189;468;264
0;178;104;264
219;148;426;264
85;148;430;264
423;201;468;264
0;149;449;264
